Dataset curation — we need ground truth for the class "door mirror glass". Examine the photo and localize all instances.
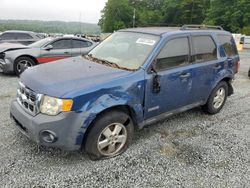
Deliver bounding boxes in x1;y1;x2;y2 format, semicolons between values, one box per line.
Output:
43;45;53;50
152;74;161;93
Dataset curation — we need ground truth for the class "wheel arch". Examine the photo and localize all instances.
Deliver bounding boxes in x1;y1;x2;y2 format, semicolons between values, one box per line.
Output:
15;55;38;65
81;104;139;148
221;77;234;96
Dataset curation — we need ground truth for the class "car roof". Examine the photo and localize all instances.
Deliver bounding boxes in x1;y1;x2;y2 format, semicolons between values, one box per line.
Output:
52;36;93;43
3;30;36;34
119;27;231;36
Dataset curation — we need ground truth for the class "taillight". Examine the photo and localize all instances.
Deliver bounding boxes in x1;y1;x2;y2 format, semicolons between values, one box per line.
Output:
236;60;240;73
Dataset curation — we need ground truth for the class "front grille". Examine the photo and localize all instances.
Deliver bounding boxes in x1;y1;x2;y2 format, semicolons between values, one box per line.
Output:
17;82;42;116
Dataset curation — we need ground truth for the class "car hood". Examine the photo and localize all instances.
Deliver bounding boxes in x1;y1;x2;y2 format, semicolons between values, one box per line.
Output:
0;42;28;53
20;56;132;97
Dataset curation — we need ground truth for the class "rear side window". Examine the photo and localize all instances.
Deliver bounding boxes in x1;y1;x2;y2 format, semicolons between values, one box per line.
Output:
51;39;72;49
193;36;217;63
156;37;189;71
218;35;237;57
1;33;15;40
72;39;92;48
16;33;33;40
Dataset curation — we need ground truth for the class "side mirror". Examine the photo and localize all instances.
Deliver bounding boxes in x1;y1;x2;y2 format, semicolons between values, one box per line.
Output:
151;59;161;93
43;45;53;51
152;74;161;93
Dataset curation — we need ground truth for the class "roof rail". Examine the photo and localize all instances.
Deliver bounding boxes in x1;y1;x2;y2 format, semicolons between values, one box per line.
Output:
181;25;224;31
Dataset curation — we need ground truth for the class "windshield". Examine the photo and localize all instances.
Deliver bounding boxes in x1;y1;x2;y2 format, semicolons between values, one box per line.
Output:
88;32;160;70
28;38;53;48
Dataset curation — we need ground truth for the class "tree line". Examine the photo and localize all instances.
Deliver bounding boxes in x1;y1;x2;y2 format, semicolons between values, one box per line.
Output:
99;0;250;34
0;20;101;34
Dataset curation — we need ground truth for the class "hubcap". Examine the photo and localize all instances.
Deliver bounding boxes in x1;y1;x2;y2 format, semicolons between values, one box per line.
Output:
213;87;225;109
17;60;33;73
97;123;127;156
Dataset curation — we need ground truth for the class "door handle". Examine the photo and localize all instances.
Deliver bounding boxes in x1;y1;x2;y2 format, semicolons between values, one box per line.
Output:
213;65;222;70
64;51;70;54
180;72;191;79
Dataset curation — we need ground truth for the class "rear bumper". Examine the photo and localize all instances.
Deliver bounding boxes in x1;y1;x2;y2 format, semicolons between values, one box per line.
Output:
10;100;87;151
0;58;14;73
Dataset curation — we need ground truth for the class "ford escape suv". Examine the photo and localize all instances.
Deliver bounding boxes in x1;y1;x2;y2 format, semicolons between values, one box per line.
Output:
10;25;240;160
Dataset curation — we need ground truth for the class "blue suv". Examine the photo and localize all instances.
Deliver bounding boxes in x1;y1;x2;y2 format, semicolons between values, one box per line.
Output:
10;25;240;160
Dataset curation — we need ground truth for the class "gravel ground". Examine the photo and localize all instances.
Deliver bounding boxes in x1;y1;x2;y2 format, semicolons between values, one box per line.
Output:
0;51;250;188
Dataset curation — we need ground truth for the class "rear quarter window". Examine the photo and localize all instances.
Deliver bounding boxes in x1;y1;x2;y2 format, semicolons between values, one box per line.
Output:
218;35;238;57
192;35;217;63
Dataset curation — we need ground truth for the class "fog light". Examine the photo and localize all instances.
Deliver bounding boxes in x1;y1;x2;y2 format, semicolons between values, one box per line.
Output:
40;130;57;143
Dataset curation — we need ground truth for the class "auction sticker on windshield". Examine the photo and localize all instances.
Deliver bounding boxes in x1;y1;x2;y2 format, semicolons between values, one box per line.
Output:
136;38;156;46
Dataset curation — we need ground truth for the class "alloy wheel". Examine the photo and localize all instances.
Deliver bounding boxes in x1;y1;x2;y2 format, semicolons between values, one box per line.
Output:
213;87;226;109
97;122;127;156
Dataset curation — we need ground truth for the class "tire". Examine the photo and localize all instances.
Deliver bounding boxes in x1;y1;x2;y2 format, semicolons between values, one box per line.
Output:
202;81;228;115
14;56;36;76
85;110;134;160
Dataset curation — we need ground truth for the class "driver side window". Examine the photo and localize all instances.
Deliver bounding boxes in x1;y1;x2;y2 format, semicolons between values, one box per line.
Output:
156;37;190;71
51;39;72;50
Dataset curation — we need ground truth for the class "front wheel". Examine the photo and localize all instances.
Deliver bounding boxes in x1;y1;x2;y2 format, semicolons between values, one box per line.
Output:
202;81;228;114
14;56;36;76
85;110;134;160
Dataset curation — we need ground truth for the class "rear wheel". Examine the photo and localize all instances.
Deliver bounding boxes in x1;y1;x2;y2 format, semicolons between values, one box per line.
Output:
202;81;228;114
85;110;134;160
14;56;36;76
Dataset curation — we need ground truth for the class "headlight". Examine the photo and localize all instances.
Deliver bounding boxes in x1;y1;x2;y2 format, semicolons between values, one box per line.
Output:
40;95;73;116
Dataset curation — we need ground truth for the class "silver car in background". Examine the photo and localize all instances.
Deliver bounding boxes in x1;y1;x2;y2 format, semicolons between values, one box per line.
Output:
0;37;97;75
0;30;43;45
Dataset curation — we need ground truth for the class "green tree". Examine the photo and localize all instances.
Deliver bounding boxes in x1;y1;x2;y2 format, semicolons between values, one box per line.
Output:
99;0;250;33
99;0;133;32
204;0;250;33
180;0;205;24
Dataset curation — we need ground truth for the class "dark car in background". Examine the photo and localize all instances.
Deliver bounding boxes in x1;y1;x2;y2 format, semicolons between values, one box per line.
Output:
0;37;97;75
0;30;42;45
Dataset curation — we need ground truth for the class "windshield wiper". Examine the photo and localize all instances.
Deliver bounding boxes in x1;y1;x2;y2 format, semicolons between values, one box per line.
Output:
83;54;136;71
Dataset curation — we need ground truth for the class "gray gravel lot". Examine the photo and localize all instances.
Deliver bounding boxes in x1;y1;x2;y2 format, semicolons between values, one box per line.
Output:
0;51;250;188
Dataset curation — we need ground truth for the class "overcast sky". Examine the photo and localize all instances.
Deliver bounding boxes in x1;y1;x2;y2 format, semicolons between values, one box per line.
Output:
0;0;108;23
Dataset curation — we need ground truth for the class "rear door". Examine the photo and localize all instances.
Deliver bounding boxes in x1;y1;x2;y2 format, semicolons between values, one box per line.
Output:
39;39;72;63
188;34;221;104
144;35;193;119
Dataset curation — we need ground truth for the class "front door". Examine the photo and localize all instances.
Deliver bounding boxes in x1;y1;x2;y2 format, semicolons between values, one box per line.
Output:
39;39;72;63
144;36;193;119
